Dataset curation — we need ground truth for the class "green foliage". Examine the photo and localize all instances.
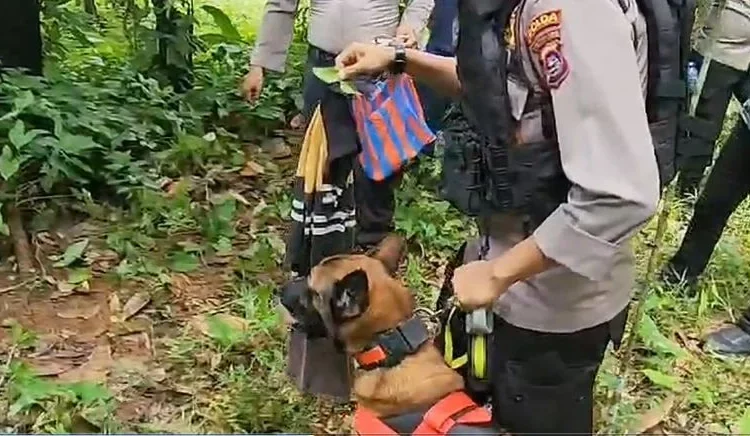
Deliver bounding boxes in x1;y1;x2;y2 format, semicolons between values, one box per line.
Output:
53;239;90;268
5;363;116;433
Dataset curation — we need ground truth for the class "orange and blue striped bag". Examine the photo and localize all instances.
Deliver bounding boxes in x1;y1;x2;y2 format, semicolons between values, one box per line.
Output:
352;74;436;181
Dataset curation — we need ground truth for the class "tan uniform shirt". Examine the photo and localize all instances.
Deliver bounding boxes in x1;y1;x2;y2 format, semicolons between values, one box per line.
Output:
251;0;434;73
695;0;750;72
482;0;659;333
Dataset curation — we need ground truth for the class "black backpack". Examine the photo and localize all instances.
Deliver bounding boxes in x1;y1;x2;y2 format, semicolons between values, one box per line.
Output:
635;0;697;189
440;0;698;218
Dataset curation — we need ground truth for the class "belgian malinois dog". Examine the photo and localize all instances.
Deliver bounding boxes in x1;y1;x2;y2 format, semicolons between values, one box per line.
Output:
280;235;500;435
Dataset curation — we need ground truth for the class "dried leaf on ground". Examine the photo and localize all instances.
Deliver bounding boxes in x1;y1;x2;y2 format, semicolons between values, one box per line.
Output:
227;190;251;206
57;304;101;320
121;292;151;321
240;160;265;177
109;293;122;315
27;359;77;376
57;343;113;383
632;394;676;434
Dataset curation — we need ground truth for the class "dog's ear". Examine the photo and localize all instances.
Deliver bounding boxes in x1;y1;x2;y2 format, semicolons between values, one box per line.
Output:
333;269;370;320
373;235;406;275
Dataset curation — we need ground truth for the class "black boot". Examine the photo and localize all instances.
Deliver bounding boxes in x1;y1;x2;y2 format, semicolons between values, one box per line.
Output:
704;307;750;356
658;261;699;295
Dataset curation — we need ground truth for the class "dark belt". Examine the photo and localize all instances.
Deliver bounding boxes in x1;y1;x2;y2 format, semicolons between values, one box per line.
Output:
309;46;337;65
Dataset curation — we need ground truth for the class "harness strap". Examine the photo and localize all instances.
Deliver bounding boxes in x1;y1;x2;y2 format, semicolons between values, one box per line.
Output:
443;306;468;369
354;391;492;435
413;391;493;435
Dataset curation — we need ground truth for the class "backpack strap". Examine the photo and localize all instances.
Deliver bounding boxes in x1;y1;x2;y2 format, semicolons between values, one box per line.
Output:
353;407;400;435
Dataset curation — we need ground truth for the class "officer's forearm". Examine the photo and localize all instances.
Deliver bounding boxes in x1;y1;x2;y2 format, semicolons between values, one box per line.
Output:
404;48;461;97
491;237;558;289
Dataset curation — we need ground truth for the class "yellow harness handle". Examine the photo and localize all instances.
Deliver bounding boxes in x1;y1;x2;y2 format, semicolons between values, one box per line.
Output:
443;306;468;369
443;306;489;380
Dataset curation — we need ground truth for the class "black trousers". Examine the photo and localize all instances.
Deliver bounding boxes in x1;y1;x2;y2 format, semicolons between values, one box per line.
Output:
491;308;629;435
669;120;750;279
301;45;401;247
677;51;750;195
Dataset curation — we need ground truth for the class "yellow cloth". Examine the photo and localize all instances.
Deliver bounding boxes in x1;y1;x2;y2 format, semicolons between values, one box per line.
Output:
296;105;329;195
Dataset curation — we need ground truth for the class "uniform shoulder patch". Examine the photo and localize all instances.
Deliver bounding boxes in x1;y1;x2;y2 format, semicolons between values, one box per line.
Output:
525;9;569;89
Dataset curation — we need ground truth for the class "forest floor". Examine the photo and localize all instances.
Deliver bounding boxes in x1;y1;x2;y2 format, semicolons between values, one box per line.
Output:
1;126;750;433
1;0;750;433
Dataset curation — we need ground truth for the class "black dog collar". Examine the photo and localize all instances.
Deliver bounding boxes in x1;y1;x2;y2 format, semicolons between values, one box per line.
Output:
354;316;431;370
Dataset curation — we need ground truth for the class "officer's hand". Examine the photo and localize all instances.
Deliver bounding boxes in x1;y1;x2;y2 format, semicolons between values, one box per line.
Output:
452;260;509;311
396;24;419;48
241;66;264;103
335;42;395;80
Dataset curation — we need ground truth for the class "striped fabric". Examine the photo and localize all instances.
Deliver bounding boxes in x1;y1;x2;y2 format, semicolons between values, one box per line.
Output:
352;74;436;181
285;104;356;277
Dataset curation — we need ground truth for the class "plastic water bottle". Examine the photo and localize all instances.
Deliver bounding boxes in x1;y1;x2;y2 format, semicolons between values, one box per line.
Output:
687;61;699;95
741;98;750;130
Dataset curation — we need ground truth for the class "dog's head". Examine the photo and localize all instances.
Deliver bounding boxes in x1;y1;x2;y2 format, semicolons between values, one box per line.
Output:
279;235;413;351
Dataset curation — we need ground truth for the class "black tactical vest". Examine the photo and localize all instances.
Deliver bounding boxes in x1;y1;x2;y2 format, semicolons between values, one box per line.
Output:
441;0;696;232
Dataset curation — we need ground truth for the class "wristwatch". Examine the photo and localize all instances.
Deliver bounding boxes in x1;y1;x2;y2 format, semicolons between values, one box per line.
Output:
390;41;407;75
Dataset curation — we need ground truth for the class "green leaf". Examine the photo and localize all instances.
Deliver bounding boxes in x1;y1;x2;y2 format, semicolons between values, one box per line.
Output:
57;133;101;155
641;369;680;390
206;315;246;348
213;237;233;256
201;5;243;42
339;81;360;95
313;67;342;84
737;408;750;435
68;381;111;405
8;120;26;147
68;268;92;285
170;251;200;273
13;90;34;112
0;146;21;181
8;120;45;149
637;314;686;357
54;239;90;268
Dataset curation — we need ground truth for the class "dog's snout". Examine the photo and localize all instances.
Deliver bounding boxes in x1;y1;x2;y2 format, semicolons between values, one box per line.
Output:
280;278;307;316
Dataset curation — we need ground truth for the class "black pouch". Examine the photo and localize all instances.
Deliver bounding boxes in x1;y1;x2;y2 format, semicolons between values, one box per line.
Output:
496;355;600;436
439;105;485;217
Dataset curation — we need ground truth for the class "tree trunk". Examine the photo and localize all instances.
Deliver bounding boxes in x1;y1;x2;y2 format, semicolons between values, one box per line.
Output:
0;0;43;76
151;0;194;93
5;205;34;276
0;0;42;276
84;0;98;16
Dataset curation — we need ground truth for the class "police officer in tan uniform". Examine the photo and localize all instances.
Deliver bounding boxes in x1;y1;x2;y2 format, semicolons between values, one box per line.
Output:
676;0;750;196
243;0;433;251
334;0;677;432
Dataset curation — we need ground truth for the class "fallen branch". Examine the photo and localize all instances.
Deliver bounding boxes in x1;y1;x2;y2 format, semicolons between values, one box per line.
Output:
610;185;675;414
620;185;674;367
0;344;18;390
0;278;34;295
32;233;48;279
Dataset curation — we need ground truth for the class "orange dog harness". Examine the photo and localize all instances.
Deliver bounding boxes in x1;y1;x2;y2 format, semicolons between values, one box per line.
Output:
353;391;494;435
